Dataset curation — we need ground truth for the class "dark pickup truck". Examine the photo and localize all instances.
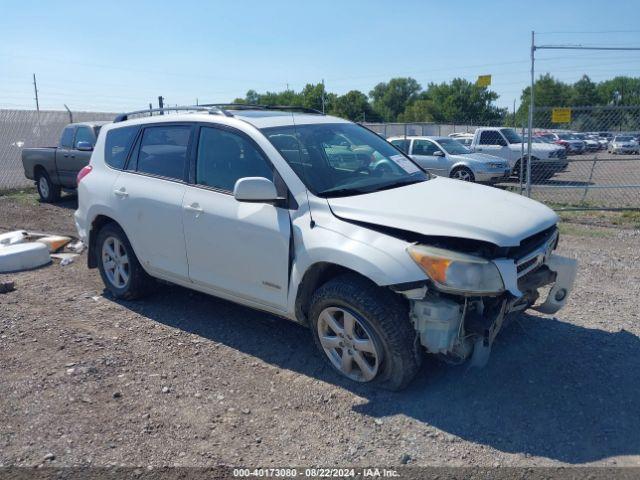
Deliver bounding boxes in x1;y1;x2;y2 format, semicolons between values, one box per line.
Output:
22;122;109;202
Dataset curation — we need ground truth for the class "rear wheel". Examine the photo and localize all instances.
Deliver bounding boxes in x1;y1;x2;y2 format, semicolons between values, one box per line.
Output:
450;166;475;182
35;170;61;203
309;274;422;390
96;223;152;300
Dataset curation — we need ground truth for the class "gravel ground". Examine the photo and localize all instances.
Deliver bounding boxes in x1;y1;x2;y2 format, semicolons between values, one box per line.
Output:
1;192;639;469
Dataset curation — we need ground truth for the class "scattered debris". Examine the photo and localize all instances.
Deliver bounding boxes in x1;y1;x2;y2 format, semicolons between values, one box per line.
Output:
0;280;15;294
43;453;55;462
399;453;411;464
0;230;28;246
36;235;72;253
113;391;122;399
67;241;86;254
51;252;79;266
0;243;51;273
161;386;170;394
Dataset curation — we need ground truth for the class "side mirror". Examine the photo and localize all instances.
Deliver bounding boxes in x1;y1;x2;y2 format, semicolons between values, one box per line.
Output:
233;177;279;203
76;141;93;151
433;150;445;157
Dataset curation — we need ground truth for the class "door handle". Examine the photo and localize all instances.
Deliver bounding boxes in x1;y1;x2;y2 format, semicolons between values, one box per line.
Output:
113;187;129;198
184;203;203;214
63;154;69;157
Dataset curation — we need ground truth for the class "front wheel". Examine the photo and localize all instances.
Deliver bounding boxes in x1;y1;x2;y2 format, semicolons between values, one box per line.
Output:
35;170;61;203
309;274;422;390
450;166;475;182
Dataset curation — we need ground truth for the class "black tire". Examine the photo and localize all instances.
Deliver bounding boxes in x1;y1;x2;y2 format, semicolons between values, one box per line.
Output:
96;222;152;300
309;273;422;391
35;169;61;203
449;166;475;182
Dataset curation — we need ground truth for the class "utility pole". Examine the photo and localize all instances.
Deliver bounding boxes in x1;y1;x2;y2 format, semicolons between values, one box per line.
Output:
526;31;535;197
321;79;325;114
513;99;516;127
158;96;164;115
33;73;41;135
32;74;40;113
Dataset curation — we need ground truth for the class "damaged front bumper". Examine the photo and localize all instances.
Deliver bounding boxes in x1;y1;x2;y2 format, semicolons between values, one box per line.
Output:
401;252;577;367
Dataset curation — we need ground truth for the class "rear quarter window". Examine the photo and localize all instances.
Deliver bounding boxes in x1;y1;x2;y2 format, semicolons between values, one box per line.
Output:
60;126;75;148
105;126;139;170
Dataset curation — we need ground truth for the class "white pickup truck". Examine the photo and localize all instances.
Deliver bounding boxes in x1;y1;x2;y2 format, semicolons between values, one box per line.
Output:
470;127;568;180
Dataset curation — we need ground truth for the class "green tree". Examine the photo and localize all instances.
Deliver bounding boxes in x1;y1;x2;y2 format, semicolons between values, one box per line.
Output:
369;77;421;122
397;98;438;122
398;78;505;124
570;75;601;106
597;77;640;106
330;90;378;121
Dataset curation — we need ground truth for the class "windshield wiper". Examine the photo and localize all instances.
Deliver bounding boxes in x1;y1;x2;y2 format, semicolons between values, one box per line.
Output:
320;187;370;198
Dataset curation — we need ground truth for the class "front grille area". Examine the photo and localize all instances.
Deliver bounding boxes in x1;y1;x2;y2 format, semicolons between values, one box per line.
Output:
511;226;559;279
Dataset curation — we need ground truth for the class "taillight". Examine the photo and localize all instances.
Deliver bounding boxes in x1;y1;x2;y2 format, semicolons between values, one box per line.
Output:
77;165;93;184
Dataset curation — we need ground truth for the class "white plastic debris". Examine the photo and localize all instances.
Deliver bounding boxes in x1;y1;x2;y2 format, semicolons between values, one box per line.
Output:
0;230;29;247
51;252;79;266
36;235;72;253
0;243;51;273
67;241;86;254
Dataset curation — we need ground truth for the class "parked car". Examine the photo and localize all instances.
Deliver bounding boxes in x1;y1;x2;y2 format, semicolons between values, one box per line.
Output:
75;105;577;390
536;132;585;155
573;133;600;152
448;132;474;147
388;135;510;183
21;122;109;202
470;127;567;180
608;135;640;154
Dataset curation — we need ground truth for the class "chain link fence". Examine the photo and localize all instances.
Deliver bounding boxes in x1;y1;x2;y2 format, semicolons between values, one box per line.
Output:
363;108;640;210
523;105;640;210
2;108;638;210
0;109;116;190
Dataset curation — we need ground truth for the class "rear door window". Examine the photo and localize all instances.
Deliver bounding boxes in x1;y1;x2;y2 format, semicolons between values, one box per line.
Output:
105;126;139;170
412;139;439;155
136;125;191;180
390;139;409;153
60;126;75;148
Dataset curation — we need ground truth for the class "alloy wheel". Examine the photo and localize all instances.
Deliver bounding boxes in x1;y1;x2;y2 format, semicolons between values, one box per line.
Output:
101;236;130;289
317;306;381;382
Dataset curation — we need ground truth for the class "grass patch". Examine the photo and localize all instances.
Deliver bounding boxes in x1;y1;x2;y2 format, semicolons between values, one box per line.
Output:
0;188;38;205
558;223;613;238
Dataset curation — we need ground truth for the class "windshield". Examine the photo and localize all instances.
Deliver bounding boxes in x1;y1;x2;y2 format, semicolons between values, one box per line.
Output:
615;136;633;142
262;123;428;197
437;138;471;155
500;128;523;144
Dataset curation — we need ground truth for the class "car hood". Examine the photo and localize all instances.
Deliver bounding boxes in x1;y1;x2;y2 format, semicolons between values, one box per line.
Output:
447;152;506;164
326;177;558;247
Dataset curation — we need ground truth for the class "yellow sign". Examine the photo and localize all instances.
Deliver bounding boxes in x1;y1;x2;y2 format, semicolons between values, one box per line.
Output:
476;75;492;87
552;108;572;123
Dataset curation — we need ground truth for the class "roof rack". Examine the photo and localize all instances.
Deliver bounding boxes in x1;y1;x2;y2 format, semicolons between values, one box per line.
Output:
113;105;232;123
199;104;325;115
113;103;325;123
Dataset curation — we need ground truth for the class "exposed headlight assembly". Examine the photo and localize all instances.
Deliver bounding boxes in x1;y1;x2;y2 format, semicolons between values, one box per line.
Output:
407;245;505;295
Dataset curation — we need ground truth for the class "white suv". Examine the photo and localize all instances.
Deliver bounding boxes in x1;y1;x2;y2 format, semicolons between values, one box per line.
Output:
75;105;577;390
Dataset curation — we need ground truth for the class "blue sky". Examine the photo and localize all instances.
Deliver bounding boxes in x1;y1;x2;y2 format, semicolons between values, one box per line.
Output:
2;0;640;113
